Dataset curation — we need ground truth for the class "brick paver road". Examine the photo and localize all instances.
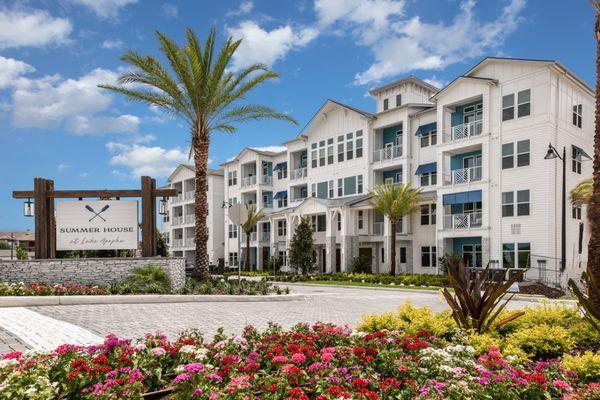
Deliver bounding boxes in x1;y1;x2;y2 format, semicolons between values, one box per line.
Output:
0;284;556;352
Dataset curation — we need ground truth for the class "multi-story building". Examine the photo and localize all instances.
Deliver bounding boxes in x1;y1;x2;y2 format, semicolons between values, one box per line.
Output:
219;57;594;286
160;164;224;267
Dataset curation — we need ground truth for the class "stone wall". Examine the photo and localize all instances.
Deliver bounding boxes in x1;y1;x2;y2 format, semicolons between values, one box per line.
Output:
0;257;186;290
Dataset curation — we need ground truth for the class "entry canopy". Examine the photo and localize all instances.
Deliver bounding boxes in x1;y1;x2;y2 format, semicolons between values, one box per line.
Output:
273;190;288;200
415;122;437;136
273;162;287;171
572;145;592;160
415;162;437;175
443;190;482;205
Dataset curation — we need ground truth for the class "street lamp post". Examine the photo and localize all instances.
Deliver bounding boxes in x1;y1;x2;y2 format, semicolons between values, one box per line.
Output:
544;143;566;273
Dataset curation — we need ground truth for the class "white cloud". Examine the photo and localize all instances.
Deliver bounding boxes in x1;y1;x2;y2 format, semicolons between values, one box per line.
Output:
227;21;318;70
0;8;72;49
57;163;71;173
227;0;254;17
11;68;140;134
161;3;178;19
252;146;286;153
0;56;35;89
101;39;125;49
354;0;526;84
423;76;445;89
107;138;189;178
68;0;138;18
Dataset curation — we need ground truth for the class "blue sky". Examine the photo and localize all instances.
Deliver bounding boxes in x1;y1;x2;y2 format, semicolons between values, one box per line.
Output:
0;0;595;230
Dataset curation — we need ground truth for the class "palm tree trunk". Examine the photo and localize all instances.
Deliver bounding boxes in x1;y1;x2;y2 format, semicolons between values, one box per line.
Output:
192;135;211;281
588;11;600;309
390;218;397;276
246;232;251;271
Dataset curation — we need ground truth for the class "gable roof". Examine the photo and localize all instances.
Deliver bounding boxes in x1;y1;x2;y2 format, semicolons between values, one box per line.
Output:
220;147;286;166
430;76;498;101
168;164;223;181
297;99;374;137
369;75;439;95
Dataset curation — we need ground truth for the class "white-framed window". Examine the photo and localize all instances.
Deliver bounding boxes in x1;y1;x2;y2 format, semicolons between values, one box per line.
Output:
277;165;288;179
277;196;287;208
357;175;363;194
356;130;363;158
337;178;343;197
277;220;287;236
383;98;389;110
504;242;531;268
420;172;437;187
227;170;237;186
572;204;582;220
337;213;341;231
311;215;326;232
502;191;514;217
311;183;316;198
421;246;436;267
502;190;530;217
228;197;237;205
346;132;354;160
228;224;237;239
516;190;530;216
420;130;437;147
357;210;364;230
420;204;436;225
573;104;583;128
572;147;582;174
337;140;344;162
502;140;529;169
516;140;530;167
502;143;514;169
502;93;514;121
517;89;531;118
311;143;317;168
396;94;402;107
319;140;325;167
228;252;238;267
327;138;334;164
395;128;403;146
328;180;334;198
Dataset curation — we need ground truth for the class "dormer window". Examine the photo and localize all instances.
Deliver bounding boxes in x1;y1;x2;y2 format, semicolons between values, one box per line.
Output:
383;98;389;111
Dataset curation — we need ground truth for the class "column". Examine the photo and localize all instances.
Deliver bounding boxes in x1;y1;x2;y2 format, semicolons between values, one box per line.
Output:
325;210;337;273
340;208;357;272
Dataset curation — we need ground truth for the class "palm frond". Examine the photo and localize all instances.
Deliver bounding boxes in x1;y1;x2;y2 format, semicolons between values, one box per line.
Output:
570;178;593;205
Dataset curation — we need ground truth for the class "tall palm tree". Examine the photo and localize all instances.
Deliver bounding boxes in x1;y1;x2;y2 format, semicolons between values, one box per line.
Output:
241;204;263;271
370;182;422;276
99;28;296;280
570;178;593;205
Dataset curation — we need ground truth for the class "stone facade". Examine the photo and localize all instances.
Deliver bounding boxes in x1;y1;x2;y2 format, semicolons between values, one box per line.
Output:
0;258;186;290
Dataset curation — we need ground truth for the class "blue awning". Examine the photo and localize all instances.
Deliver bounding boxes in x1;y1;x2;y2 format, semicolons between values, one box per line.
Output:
273;191;288;200
572;145;592;160
443;190;482;205
273;162;287;171
415;122;437;136
415;162;437;175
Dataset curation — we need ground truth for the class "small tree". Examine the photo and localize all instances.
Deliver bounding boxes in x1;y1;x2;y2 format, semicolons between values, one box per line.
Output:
156;230;169;257
241;204;263;271
289;217;316;275
15;246;28;260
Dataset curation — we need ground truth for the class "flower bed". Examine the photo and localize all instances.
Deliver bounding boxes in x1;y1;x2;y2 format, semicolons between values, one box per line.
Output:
0;283;109;296
1;323;598;399
269;272;449;287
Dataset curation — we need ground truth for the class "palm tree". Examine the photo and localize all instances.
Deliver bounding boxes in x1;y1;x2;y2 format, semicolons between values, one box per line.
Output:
241;204;263;271
99;28;297;280
570;178;593;205
370;182;422;276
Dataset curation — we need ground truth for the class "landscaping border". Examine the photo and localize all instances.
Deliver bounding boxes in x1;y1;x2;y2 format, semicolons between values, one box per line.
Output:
0;293;305;307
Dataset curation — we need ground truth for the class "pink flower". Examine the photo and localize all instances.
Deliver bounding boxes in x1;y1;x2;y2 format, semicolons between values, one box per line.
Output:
172;373;192;385
553;380;572;391
151;347;166;356
207;373;223;382
272;355;288;364
291;353;306;364
321;352;333;362
184;362;205;373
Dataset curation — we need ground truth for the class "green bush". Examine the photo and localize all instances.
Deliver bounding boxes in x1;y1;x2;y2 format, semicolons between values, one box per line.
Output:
110;265;172;294
180;277;281;295
349;255;372;273
562;352;600;383
505;325;575;359
269;272;448;287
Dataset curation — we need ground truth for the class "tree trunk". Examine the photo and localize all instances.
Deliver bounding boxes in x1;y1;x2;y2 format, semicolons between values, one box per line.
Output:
390;218;396;276
192;135;211;281
246;231;251;271
588;11;600;309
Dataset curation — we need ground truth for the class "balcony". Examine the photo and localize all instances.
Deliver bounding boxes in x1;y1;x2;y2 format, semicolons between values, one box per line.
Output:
184;214;194;224
290;167;307;180
263;202;273;209
172;216;184;226
184;190;194;200
261;231;270;242
172;194;184;204
241;176;257;187
443;121;483;143
172;239;184;248
373;145;402;163
185;238;195;247
260;175;273;185
290;195;307;204
444;166;482;186
443;212;483;230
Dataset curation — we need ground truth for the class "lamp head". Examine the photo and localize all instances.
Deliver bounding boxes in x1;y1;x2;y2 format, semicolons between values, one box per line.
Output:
544;144;558;160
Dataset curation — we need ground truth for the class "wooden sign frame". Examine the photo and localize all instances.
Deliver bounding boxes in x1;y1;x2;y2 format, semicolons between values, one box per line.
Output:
13;176;178;259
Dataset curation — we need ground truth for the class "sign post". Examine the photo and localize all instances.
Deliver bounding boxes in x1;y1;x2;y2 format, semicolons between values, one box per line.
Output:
227;203;248;284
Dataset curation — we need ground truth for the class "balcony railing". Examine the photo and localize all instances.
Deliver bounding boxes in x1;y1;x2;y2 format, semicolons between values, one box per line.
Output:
261;231;270;242
172;239;184;248
241;175;257;187
260;175;273;185
290;167;307;180
172;194;184;204
444;166;482;185
184;190;195;200
242;232;258;242
443;212;483;230
185;238;195;247
373;145;402;162
372;222;384;235
290;195;307;204
184;214;194;224
172;216;184;226
443;120;483;143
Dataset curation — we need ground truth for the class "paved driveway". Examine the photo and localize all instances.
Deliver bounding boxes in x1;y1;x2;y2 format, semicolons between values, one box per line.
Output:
0;284;557;353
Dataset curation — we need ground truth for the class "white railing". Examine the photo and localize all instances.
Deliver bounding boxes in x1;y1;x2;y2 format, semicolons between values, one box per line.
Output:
261;231;270;241
443;212;483;230
172;194;184;204
185;237;195;247
172;239;184;248
444;166;482;185
263;202;273;209
241;175;257;187
184;214;194;224
443;120;483;143
184;190;195;200
290;195;307;203
372;222;384;235
242;232;258;242
290;167;307;180
172;216;184;226
260;175;273;185
373;145;402;162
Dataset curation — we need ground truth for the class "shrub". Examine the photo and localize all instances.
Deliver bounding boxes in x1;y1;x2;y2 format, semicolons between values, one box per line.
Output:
357;303;456;338
15;246;28;260
110;265;172;294
269;272;449;287
562;351;600;383
349;255;371;273
505;325;575;359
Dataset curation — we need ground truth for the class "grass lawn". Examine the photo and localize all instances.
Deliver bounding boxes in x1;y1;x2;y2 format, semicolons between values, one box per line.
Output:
285;279;442;291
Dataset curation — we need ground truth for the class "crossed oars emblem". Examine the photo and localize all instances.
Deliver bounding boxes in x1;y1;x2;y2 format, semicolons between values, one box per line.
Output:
85;205;110;222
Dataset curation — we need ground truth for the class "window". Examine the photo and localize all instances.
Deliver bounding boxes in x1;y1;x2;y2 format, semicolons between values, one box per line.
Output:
420;129;437;148
337;141;345;162
517;190;530;216
572;204;582;220
311;143;317;168
516;140;530;167
395;129;403;146
430;130;437;146
277;165;287;179
396;94;402;107
319;147;325;167
395;172;402;183
356;131;363;158
228;224;237;238
502;243;515;268
421;246;435;267
337;213;342;231
502;93;514;121
420;204;436;225
381;248;385;263
420;172;436;187
517;242;531;268
277;220;287;236
357;175;363;194
346;138;354;160
358;210;364;230
327;138;334;164
572;147;582;174
344;176;357;195
502;192;514;217
227;171;237;186
337;178;343;197
311;215;326;232
228;252;238;267
328;180;334;198
431;204;436;225
502;143;514;169
311;183;316;198
573;104;582;128
383;98;389;110
420;133;429;148
277;196;287;208
517;89;531;118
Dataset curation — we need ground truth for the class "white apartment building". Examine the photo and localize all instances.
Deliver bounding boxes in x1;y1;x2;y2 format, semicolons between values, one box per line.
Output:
218;57;594;287
160;165;224;267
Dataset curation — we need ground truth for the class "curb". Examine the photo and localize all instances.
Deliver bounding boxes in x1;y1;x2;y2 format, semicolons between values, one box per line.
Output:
0;293;305;307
